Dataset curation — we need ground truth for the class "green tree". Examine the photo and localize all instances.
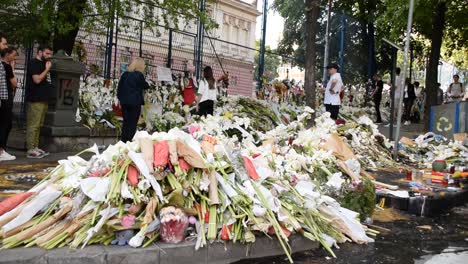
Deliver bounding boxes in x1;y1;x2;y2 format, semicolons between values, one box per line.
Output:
273;0;388;85
0;0;216;54
377;0;468;129
254;40;281;82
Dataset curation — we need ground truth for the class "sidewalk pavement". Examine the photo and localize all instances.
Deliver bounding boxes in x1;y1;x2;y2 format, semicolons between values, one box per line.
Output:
1;150;90;166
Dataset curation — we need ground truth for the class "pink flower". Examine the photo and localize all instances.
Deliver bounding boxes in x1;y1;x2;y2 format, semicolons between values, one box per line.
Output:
188;125;201;135
121;215;136;228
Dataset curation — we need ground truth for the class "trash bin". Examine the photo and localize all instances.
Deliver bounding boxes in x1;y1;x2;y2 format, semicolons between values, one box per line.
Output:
430;101;468;139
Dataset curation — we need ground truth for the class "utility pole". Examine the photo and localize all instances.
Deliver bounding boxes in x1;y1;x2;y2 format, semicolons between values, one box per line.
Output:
394;0;415;160
322;0;332;85
257;0;268;92
195;0;206;80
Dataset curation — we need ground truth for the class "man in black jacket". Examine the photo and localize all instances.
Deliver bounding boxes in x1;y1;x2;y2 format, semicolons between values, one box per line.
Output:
371;74;384;124
403;78;416;125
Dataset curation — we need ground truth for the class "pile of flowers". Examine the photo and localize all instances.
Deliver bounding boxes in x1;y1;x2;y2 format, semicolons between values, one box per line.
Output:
398;132;468;168
76;78;291;134
77;78;120;129
0;111;376;262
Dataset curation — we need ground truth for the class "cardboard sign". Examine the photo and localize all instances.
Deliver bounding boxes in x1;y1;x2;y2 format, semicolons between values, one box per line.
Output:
157;67;173;83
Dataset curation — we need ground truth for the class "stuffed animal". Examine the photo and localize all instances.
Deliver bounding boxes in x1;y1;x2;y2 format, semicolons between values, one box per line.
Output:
111;230;135;246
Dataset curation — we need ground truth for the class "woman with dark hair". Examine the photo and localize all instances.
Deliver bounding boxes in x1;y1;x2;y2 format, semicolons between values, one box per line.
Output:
0;47;18;161
403;78;416;125
196;66;217;116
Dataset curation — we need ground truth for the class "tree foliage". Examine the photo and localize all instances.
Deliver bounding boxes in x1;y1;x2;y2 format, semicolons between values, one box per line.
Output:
274;0;467;84
274;0;390;84
0;0;217;53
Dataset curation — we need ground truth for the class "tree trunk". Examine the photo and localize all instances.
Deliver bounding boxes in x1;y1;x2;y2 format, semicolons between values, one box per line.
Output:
358;0;369;83
367;21;376;78
366;0;377;79
304;0;321;125
52;0;87;54
424;1;446;130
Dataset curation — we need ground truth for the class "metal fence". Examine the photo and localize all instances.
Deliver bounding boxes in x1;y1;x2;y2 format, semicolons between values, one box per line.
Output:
75;15;259;95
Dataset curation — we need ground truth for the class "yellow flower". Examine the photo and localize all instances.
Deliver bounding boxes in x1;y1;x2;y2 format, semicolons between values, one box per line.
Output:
223;112;233;119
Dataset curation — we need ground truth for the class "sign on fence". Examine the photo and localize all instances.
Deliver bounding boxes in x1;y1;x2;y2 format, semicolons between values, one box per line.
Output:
157;67;174;83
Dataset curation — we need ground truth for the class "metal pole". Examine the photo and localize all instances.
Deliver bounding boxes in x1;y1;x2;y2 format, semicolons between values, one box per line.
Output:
113;12;119;78
105;0;114;79
393;0;415;160
167;28;173;68
409;41;413;82
322;0;332;85
389;47;397;140
257;0;268;91
339;12;345;74
139;21;143;57
195;0;206;80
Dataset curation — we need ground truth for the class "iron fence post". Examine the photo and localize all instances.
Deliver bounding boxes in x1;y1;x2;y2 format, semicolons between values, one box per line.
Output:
167;28;173;68
257;0;268;91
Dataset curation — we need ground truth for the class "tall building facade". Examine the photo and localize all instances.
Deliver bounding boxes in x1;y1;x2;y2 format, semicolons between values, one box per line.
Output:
77;0;260;97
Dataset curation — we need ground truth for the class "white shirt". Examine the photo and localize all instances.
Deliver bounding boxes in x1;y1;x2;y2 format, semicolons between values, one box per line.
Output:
198;79;217;103
415;87;423;98
449;83;464;97
324;72;343;105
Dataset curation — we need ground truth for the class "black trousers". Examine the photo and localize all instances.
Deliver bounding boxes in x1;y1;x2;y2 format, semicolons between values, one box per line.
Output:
198;100;214;117
0;99;13;149
403;98;414;121
374;97;382;123
121;104;141;143
325;104;340;120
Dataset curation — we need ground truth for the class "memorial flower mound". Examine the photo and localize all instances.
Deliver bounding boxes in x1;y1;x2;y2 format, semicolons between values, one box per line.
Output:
0;111;377;263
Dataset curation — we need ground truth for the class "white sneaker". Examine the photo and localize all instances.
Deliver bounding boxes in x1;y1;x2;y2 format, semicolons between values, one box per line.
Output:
0;150;16;161
384;123;391;127
27;149;45;159
37;148;50;157
404;121;411;125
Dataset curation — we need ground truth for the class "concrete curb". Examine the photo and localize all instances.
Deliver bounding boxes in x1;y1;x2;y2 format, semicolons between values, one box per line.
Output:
0;235;319;264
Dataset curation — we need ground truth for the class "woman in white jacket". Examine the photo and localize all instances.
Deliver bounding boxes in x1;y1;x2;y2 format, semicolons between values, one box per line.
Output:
196;66;218;116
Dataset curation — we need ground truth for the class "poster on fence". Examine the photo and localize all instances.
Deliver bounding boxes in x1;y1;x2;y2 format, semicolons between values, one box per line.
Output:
157;67;174;84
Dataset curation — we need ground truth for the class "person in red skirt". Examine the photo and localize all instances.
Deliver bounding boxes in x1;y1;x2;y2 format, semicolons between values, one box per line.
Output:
181;70;196;106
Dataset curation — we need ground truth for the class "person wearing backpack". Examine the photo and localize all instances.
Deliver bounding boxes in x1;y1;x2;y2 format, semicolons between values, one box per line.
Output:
447;74;465;102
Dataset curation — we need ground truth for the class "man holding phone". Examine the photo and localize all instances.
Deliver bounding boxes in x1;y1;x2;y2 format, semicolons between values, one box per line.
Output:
26;45;53;158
